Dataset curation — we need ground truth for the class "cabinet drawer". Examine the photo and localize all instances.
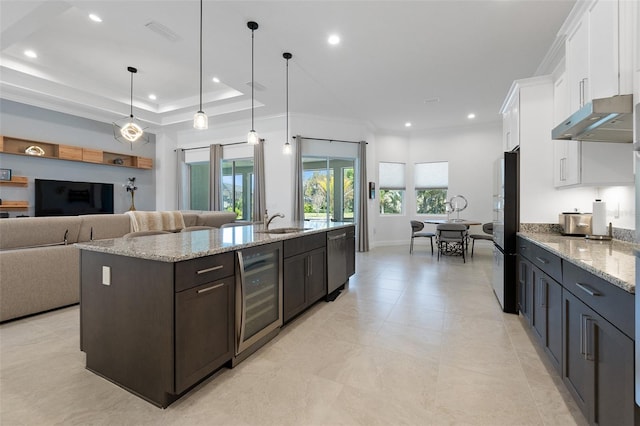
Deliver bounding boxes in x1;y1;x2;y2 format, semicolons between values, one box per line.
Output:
135;156;153;169
82;148;103;163
58;145;83;161
175;252;235;292
529;244;562;283
517;237;533;258
283;232;326;258
563;260;634;338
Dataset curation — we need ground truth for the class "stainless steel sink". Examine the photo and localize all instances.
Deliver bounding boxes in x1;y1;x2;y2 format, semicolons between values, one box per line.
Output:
258;227;310;234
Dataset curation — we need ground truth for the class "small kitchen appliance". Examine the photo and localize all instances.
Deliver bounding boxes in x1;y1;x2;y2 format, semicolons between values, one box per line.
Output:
559;213;592;236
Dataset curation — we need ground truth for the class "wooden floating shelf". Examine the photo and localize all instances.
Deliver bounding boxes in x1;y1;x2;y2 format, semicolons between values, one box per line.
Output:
0;136;153;170
0;201;29;210
0;176;28;187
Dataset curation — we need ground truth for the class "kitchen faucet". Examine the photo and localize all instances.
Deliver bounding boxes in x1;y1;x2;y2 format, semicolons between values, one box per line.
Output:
265;212;284;229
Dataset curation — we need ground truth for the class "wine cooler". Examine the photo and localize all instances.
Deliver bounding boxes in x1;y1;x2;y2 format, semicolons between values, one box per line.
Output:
234;242;282;364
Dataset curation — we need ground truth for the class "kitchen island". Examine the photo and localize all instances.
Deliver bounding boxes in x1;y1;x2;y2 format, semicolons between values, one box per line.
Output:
76;221;355;408
517;231;637;425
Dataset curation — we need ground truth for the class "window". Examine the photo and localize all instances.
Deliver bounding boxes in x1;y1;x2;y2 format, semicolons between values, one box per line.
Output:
189;162;210;210
379;162;405;215
415;161;448;215
302;157;355;222
221;158;254;221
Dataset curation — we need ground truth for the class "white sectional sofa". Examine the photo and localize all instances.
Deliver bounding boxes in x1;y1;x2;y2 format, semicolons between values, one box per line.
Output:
0;211;237;322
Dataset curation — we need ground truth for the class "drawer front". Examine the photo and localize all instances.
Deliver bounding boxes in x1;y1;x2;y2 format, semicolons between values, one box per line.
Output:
82;148;103;163
58;145;83;161
563;260;634;338
175;252;235;292
135;156;153;169
283;232;326;258
529;244;562;283
517;236;533;258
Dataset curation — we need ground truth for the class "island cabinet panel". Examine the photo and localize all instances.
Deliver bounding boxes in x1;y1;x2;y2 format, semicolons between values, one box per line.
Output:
283;234;327;323
175;276;234;393
562;290;635;426
175;251;235;292
531;267;562;373
80;251;175;407
517;253;533;324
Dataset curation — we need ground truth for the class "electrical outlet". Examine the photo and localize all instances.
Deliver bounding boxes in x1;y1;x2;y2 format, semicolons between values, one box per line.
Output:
102;266;111;286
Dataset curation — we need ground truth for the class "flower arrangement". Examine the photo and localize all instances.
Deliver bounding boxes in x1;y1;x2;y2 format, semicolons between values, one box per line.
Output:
124;177;137;211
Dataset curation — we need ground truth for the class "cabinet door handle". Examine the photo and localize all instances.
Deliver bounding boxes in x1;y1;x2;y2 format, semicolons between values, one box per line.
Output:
575;282;600;297
584;317;594;361
196;265;224;275
535;256;549;265
579;80;583;107
580;314;588;359
308;256;313;277
197;282;225;294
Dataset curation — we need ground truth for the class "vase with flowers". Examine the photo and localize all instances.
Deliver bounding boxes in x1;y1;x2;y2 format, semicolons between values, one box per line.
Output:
124;177;137;211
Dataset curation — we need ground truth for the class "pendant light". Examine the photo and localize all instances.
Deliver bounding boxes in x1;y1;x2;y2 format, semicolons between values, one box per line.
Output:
247;21;259;145
193;0;208;129
282;52;293;155
113;66;146;147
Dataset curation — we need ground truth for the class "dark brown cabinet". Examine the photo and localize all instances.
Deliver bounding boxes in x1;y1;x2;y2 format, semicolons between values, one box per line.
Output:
175;276;234;394
563;290;635;426
283;233;327;323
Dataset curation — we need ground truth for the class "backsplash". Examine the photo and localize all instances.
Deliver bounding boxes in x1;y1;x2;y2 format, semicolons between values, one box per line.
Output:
519;223;636;244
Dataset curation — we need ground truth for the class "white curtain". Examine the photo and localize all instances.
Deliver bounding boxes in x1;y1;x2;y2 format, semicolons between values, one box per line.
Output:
253;141;266;222
292;135;304;221
209;144;223;210
176;149;189;210
357;141;369;252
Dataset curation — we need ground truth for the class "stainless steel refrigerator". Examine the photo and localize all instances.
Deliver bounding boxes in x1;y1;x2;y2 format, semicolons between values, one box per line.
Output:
492;149;519;314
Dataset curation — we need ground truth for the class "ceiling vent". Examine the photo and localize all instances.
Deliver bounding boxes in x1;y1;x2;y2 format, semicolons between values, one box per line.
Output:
246;81;266;91
145;21;181;42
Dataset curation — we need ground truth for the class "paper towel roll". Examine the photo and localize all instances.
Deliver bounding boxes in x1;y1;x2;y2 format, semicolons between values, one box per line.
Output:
592;200;607;236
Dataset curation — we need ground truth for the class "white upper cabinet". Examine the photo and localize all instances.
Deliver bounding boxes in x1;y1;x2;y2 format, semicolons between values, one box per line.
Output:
564;0;634;113
502;91;520;152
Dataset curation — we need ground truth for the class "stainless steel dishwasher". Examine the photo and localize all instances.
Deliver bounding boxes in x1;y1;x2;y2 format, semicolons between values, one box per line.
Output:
327;228;348;298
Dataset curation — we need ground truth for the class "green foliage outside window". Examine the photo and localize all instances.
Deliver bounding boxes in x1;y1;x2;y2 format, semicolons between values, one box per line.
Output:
416;189;447;214
379;189;403;214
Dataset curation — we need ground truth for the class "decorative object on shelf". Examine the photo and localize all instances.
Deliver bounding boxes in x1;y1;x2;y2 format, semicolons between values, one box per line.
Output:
282;52;293;155
448;195;468;222
25;145;45;156
193;0;208;130
247;21;260;145
113;158;124;165
113;66;148;148
124;177;137;211
0;168;11;181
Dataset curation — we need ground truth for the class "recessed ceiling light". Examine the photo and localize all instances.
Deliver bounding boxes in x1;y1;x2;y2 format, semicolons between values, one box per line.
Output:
148;94;157;100
467;113;476;119
89;14;102;23
328;34;340;45
24;50;37;58
405;122;412;127
212;77;220;83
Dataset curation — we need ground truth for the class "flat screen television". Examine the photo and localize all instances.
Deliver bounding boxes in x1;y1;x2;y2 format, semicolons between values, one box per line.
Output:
35;179;114;217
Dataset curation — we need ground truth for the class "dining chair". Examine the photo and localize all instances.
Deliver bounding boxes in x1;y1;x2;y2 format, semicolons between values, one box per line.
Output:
410;220;435;255
468;222;494;258
436;223;467;262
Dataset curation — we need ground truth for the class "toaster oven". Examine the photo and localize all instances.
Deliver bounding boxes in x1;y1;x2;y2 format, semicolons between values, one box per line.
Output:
559;213;592;236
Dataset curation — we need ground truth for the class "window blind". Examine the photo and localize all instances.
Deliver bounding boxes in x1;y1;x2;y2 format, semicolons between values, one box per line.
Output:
415;161;448;189
379;162;405;189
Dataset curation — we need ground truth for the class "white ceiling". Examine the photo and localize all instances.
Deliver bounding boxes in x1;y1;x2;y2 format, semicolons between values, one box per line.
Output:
0;0;576;134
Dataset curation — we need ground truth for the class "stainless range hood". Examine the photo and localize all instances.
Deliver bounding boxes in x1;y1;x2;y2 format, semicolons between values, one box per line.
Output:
551;94;633;143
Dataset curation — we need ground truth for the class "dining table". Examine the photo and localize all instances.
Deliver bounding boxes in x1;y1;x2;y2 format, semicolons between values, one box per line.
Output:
423;219;482;226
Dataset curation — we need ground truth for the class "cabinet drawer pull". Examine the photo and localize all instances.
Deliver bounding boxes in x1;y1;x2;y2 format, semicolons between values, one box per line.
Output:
196;265;224;275
575;282;600;297
535;256;549;265
197;282;225;294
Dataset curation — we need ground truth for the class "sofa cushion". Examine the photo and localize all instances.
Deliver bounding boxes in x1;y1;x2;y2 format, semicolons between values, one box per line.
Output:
182;213;198;227
79;214;132;242
0;216;82;250
125;211;186;232
0;245;79;321
196;212;237;228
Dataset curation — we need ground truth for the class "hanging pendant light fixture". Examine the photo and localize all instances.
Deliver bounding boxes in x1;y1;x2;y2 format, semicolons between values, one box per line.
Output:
193;0;208;129
113;66;146;148
282;52;293;155
247;21;259;145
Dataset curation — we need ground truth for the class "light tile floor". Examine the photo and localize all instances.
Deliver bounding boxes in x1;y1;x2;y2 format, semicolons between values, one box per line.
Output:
0;245;587;425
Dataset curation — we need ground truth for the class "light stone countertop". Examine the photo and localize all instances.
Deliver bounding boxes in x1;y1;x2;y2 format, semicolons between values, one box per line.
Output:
518;232;637;294
75;221;354;263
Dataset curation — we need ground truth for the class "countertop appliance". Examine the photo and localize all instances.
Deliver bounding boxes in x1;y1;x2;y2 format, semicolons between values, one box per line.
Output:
559;212;592;236
551;94;634;143
492;149;519;313
234;242;282;365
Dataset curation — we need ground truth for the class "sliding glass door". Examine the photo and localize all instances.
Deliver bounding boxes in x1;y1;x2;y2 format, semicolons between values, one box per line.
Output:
221;158;254;221
302;157;354;222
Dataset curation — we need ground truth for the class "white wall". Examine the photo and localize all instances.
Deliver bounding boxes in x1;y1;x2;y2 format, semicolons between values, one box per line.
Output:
371;122;503;246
